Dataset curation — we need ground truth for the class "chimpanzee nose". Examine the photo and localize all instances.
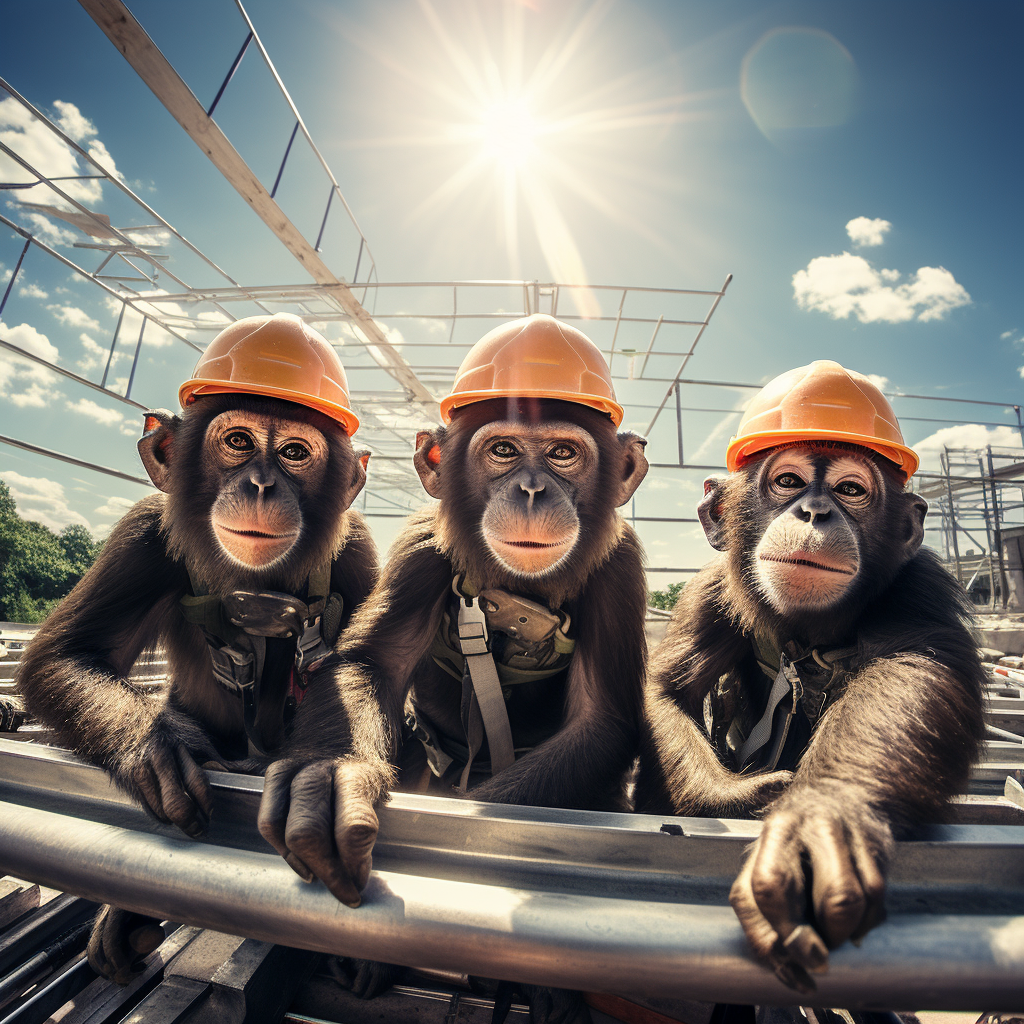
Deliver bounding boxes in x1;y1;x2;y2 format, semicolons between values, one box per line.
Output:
519;477;545;506
796;496;831;524
249;467;275;495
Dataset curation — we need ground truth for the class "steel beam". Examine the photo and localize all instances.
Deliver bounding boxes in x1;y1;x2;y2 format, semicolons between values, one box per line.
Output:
77;0;440;418
1;742;1023;1008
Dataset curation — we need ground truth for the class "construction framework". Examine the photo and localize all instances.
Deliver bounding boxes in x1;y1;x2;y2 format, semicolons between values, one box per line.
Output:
0;0;1021;583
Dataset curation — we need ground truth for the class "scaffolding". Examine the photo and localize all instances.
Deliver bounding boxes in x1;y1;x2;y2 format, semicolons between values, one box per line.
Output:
0;0;1021;585
918;445;1024;609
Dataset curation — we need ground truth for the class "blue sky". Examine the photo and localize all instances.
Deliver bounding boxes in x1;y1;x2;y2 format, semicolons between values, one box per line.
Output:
1;0;1021;576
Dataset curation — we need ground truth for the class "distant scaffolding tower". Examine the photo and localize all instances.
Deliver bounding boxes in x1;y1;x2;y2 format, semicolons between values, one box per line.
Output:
922;446;1024;610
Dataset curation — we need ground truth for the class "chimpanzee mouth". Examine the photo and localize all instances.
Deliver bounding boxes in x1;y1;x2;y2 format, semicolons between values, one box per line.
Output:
218;526;296;540
760;554;855;576
500;539;568;549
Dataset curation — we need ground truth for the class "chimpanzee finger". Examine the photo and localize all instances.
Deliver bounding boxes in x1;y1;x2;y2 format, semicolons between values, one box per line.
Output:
286;763;364;907
332;762;380;894
149;742;203;838
746;811;810;946
174;746;213;827
846;821;888;944
100;907;145;985
806;816;868;950
729;854;816;996
258;760;305;873
134;763;171;824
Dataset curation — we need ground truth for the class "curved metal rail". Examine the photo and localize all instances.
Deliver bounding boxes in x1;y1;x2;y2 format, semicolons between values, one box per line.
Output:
1;741;1023;1009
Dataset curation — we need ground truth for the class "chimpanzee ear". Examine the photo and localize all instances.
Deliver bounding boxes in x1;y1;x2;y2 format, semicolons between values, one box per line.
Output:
899;491;928;559
343;449;370;509
414;427;445;499
698;477;729;551
614;431;649;507
138;410;179;493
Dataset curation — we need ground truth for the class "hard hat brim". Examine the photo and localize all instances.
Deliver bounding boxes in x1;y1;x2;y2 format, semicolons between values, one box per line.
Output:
179;379;360;436
726;429;919;481
440;388;624;427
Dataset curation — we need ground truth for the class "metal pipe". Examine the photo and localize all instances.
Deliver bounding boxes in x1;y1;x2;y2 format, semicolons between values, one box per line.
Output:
207;31;254;118
2;800;1023;1009
0;237;31;318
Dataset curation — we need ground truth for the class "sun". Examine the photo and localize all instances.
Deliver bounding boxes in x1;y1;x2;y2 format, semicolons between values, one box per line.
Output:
478;98;540;168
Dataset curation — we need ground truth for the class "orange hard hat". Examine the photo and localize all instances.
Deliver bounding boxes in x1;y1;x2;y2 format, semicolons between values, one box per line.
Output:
439;314;623;426
725;359;919;481
178;313;359;435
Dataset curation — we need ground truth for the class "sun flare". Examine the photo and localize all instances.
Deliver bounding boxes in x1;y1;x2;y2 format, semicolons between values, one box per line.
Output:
478;98;540;167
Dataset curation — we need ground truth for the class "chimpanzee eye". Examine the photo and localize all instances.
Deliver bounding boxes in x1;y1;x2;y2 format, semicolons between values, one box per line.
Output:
774;473;804;488
548;443;579;461
279;442;310;462
490;441;519;458
224;431;254;452
834;480;867;497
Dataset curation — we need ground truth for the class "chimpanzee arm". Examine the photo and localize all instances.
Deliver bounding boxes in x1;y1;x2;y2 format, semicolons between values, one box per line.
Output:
330;509;379;631
259;508;453;906
729;553;986;993
468;527;646;810
17;496;217;836
635;561;792;816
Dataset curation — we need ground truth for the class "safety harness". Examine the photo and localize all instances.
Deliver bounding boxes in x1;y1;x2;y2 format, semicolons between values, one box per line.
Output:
406;576;575;791
707;632;861;774
179;562;344;756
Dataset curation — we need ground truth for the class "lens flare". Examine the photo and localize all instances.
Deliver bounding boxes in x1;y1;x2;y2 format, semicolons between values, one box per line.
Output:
479;99;539;166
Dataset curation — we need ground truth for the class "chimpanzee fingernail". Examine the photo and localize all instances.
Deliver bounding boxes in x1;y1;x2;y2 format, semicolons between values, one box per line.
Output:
285;852;314;882
783;925;829;972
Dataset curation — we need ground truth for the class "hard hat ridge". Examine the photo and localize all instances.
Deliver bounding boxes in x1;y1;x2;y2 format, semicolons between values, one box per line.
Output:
440;313;623;426
725;359;919;481
178;312;359;435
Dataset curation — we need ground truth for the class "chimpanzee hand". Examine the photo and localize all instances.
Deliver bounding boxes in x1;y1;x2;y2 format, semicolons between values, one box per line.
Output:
728;787;893;994
112;712;219;838
258;758;381;907
87;905;165;985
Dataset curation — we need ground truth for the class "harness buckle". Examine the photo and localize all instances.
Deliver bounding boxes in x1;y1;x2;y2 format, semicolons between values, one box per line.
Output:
457;598;490;656
295;615;330;674
207;643;255;695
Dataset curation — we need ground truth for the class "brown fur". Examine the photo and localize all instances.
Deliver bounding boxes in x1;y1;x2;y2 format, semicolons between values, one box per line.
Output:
18;393;379;823
635;443;986;992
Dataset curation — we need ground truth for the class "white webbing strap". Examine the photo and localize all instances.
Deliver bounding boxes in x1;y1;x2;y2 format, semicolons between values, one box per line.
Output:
456;596;516;790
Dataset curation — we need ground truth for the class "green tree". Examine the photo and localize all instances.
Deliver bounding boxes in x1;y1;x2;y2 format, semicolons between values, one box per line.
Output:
648;580;686;610
0;480;101;624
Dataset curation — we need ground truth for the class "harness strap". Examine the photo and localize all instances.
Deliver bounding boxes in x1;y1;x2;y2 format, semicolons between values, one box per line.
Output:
456;595;516;790
739;653;801;772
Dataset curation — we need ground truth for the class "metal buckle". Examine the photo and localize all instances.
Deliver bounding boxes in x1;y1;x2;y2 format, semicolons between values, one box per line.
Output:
295;615;329;673
457;597;490;656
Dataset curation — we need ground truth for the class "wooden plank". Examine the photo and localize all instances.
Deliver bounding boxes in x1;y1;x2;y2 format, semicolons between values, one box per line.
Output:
76;0;440;417
47;924;201;1024
0;878;39;931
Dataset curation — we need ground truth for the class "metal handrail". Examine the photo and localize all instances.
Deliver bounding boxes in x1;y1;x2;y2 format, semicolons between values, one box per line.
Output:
1;742;1023;1008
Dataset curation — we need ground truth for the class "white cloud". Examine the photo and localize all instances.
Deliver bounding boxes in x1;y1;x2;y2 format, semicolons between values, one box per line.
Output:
865;373;890;391
93;496;136;519
0;319;62;407
0;470;92;532
846;217;891;247
0;320;58;362
793;252;971;324
0;98;123;246
18;282;48;300
48;304;100;331
66;397;124;427
913;424;1023;474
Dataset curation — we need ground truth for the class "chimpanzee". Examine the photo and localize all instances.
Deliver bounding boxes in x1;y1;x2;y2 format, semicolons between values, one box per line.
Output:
263;314;649;1018
17;313;378;980
635;360;985;994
